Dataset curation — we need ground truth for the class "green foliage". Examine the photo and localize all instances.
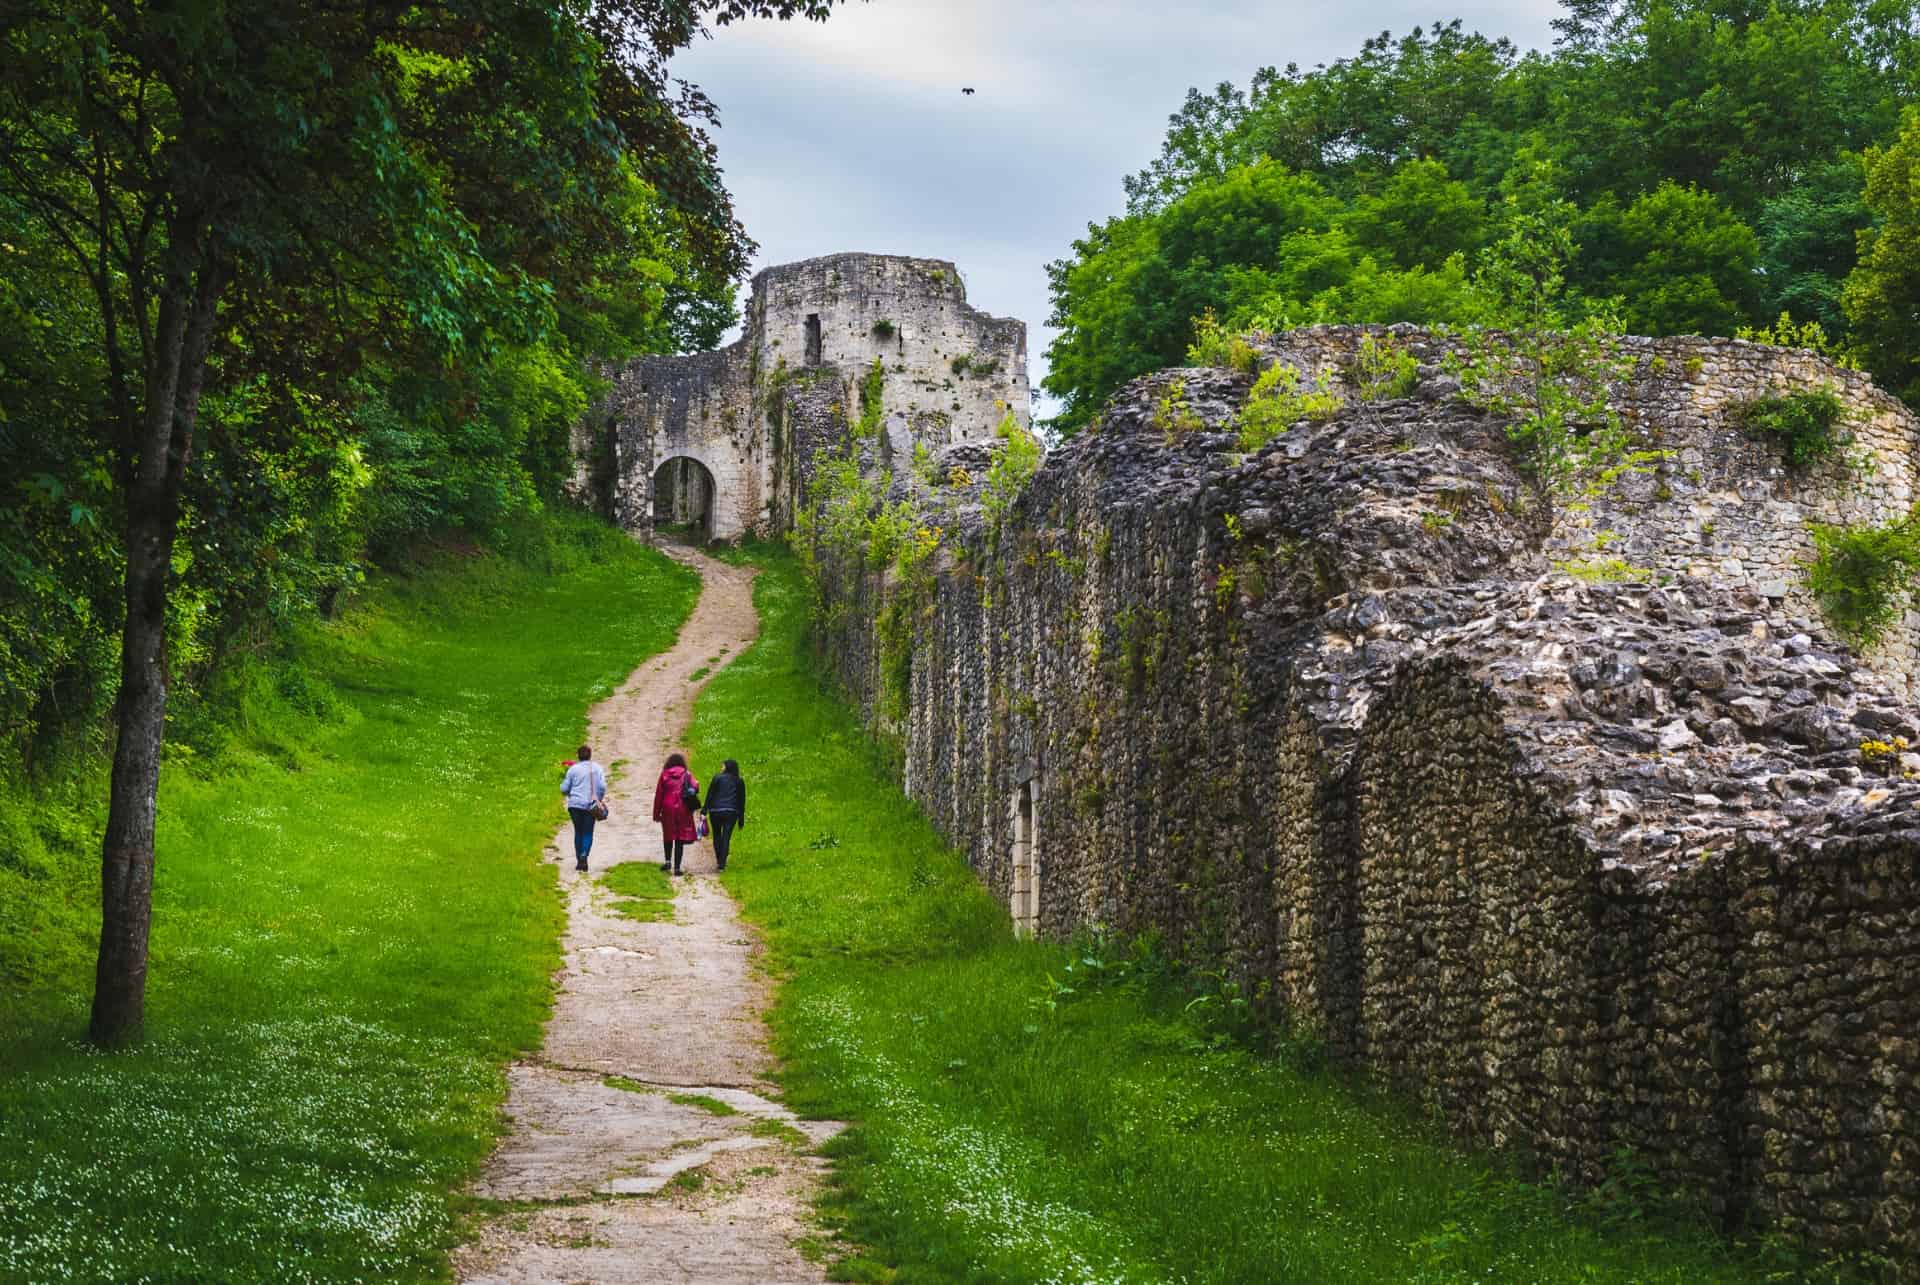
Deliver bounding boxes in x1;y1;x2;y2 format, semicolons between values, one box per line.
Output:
871;318;897;340
1043;162;1339;430
1806;508;1920;648
795;449;878;616
1237;364;1343;451
1045;4;1919;426
1845;108;1920;406
863;500;916;570
687;549;1829;1285
600;861;678;923
1293;251;1486;330
857;357;887;440
1151;378;1205;441
1735;313;1859;368
949;353;1000;378
0;511;699;1276
1552;556;1655;584
1449;199;1647;494
1578;183;1760;337
982;412;1043;531
1756;159;1871;335
1737;388;1853;470
0;0;829;780
1337;158;1489;267
668;1092;739;1117
875;522;941;721
1184;310;1260;372
1353;334;1420;401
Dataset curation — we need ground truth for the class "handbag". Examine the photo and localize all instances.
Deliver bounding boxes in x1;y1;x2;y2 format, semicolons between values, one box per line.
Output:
588;765;609;820
682;776;700;811
696;813;709;839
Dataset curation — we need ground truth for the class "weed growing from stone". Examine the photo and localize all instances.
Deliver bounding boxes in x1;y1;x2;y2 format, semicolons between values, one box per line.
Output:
1184;309;1260;373
1150;376;1204;441
749;1117;810;1147
981;410;1042;534
856;357;887;440
1353;332;1420;400
0;511;698;1281
1735;313;1860;369
667;1093;737;1116
685;549;1817;1284
1236;362;1342;451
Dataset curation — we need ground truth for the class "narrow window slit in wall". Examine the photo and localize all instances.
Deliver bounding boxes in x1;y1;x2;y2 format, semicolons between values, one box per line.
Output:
804;313;822;366
1011;781;1038;939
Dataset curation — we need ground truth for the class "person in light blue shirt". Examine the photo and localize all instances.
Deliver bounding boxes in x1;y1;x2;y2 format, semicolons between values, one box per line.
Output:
560;744;608;872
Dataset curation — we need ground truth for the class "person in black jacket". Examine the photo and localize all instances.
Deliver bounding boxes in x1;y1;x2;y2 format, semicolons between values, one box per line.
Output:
702;759;747;872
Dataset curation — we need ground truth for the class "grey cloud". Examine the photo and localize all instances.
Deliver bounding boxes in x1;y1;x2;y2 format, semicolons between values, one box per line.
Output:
676;0;1564;408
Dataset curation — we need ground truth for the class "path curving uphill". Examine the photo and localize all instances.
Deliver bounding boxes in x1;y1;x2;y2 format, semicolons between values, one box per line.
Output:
454;548;839;1285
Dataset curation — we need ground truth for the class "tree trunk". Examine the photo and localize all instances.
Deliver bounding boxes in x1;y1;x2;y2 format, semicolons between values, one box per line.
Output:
89;239;227;1047
90;492;171;1044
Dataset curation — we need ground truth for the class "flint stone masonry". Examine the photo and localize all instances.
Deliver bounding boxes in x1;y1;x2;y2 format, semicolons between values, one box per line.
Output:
1263;325;1920;697
567;252;1028;539
808;328;1920;1269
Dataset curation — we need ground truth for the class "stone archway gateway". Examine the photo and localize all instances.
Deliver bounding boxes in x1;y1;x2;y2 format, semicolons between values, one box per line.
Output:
652;456;716;538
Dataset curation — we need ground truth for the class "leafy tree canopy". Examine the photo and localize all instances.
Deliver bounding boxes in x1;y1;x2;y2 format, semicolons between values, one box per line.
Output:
0;0;837;1044
1046;0;1920;430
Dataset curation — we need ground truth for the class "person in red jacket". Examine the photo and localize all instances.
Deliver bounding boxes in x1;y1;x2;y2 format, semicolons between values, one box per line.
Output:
653;752;700;875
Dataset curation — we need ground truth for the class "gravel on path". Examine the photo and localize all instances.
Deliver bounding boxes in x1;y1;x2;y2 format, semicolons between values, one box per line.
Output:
454;548;841;1285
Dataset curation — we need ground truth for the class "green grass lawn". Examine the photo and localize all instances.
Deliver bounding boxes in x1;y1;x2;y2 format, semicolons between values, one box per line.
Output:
0;513;698;1282
687;550;1826;1285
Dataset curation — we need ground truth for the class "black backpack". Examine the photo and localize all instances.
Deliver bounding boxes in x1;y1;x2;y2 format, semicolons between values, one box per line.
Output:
682;777;700;810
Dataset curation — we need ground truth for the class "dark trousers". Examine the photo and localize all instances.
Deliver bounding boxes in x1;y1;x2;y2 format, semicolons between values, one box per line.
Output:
709;813;738;869
567;807;597;867
661;837;686;870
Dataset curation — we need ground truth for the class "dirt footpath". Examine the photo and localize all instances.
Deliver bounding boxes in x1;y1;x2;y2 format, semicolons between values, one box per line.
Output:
454;548;840;1285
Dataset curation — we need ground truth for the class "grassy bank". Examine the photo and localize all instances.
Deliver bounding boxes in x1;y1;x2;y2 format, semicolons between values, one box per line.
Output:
687;550;1822;1284
0;513;699;1281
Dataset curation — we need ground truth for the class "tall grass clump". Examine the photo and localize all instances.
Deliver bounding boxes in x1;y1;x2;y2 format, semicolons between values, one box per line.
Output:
0;509;698;1281
687;549;1829;1284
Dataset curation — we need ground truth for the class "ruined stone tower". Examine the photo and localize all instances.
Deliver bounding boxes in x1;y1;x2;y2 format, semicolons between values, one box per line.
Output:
572;252;1029;540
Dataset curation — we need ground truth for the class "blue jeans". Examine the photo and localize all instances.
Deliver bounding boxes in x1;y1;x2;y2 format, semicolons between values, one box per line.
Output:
567;807;597;865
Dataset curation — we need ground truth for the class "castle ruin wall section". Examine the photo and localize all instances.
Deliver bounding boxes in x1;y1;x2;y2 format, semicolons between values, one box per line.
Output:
576;252;1027;540
804;336;1920;1268
1263;325;1920;697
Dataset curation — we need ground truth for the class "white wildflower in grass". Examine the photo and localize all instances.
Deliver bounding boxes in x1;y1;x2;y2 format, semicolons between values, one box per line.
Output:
795;994;1156;1284
1;525;703;1282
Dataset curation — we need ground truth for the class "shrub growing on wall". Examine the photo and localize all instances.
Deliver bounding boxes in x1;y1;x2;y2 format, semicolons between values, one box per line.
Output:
1806;506;1920;647
1736;387;1851;469
982;411;1043;532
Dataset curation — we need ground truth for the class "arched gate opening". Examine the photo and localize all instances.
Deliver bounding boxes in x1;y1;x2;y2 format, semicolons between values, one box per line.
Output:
653;456;716;539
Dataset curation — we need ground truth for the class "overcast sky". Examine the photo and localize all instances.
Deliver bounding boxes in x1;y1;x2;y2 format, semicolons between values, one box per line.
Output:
675;0;1564;407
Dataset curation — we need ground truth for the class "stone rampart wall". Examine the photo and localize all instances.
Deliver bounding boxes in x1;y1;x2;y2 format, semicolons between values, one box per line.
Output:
1267;325;1920;695
805;334;1920;1268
